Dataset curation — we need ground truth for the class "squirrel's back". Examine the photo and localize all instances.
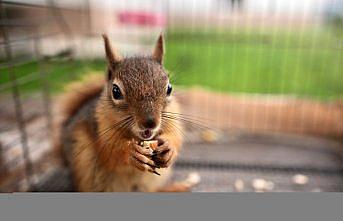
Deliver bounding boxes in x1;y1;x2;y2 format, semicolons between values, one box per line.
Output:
59;74;104;124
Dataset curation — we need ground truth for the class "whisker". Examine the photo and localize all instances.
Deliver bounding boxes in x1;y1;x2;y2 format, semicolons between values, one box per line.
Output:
162;111;211;122
165;120;195;144
72;123;116;158
91;116;133;189
92;119;133;190
162;114;211;131
163;120;184;138
162;112;213;129
161;116;193;141
73;116;133;158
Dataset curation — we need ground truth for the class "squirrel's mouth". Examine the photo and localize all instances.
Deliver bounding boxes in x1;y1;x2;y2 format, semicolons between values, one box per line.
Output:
140;129;154;140
133;123;161;141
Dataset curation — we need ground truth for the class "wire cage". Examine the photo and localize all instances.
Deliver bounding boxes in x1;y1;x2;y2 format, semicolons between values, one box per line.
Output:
0;0;342;192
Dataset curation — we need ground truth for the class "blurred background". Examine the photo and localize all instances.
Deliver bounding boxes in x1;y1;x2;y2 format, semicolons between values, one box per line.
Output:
0;0;342;192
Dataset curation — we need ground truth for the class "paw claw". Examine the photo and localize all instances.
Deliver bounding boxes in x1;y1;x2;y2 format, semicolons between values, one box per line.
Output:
152;170;161;176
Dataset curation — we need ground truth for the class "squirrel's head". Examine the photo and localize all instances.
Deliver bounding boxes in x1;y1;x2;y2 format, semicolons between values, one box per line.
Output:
101;34;173;140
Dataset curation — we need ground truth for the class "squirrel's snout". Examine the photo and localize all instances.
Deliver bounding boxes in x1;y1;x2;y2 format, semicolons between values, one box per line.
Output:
136;115;160;140
142;116;157;129
135;112;161;140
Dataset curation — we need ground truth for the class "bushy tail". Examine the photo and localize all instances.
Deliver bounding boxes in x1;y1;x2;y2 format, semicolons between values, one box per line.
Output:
52;73;105;164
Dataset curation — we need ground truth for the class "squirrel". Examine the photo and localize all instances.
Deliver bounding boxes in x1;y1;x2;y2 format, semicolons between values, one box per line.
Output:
54;34;200;192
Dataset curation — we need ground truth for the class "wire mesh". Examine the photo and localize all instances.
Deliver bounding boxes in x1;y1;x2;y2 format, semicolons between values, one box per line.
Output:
0;0;84;191
0;0;342;192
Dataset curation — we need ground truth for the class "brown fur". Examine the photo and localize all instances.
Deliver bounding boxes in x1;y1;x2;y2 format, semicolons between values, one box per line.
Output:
60;78;104;122
53;74;104;163
70;101;181;192
55;35;197;192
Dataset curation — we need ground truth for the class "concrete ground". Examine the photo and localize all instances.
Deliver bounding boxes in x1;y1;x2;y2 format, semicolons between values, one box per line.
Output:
32;131;343;192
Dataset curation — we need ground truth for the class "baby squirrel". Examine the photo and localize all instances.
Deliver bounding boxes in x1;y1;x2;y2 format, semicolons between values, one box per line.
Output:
55;34;200;192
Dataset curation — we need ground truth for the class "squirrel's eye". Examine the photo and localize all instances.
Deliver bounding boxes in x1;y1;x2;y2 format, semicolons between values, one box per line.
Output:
112;84;123;100
166;83;172;96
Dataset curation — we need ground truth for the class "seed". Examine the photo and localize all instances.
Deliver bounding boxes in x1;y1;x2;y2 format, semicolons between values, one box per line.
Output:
252;178;274;192
311;188;321;192
184;172;201;186
200;130;217;143
292;174;309;185
252;179;267;191
234;179;245;192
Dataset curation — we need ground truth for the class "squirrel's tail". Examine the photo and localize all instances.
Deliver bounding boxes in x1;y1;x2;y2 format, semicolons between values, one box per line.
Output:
52;73;105;164
58;73;104;122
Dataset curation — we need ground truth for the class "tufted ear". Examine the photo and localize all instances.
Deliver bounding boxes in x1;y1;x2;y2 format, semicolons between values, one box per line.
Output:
152;33;164;64
102;34;121;79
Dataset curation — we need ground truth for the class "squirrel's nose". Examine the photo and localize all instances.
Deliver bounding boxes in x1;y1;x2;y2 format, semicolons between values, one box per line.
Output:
142;116;157;129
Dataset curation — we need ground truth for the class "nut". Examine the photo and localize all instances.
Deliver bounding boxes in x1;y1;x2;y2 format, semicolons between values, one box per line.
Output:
140;140;158;150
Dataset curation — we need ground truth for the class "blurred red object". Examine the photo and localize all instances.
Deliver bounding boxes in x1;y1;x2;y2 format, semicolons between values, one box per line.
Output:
118;11;166;27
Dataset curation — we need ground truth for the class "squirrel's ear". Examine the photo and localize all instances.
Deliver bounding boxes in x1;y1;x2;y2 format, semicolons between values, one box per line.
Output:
102;34;121;80
152;33;164;64
102;34;121;79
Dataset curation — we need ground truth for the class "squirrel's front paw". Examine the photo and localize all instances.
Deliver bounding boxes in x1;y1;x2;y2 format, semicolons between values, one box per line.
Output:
129;141;160;175
151;138;174;168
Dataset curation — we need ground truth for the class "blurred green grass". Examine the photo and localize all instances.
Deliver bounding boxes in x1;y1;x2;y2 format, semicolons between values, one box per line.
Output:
1;29;342;100
165;29;342;100
0;59;105;95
